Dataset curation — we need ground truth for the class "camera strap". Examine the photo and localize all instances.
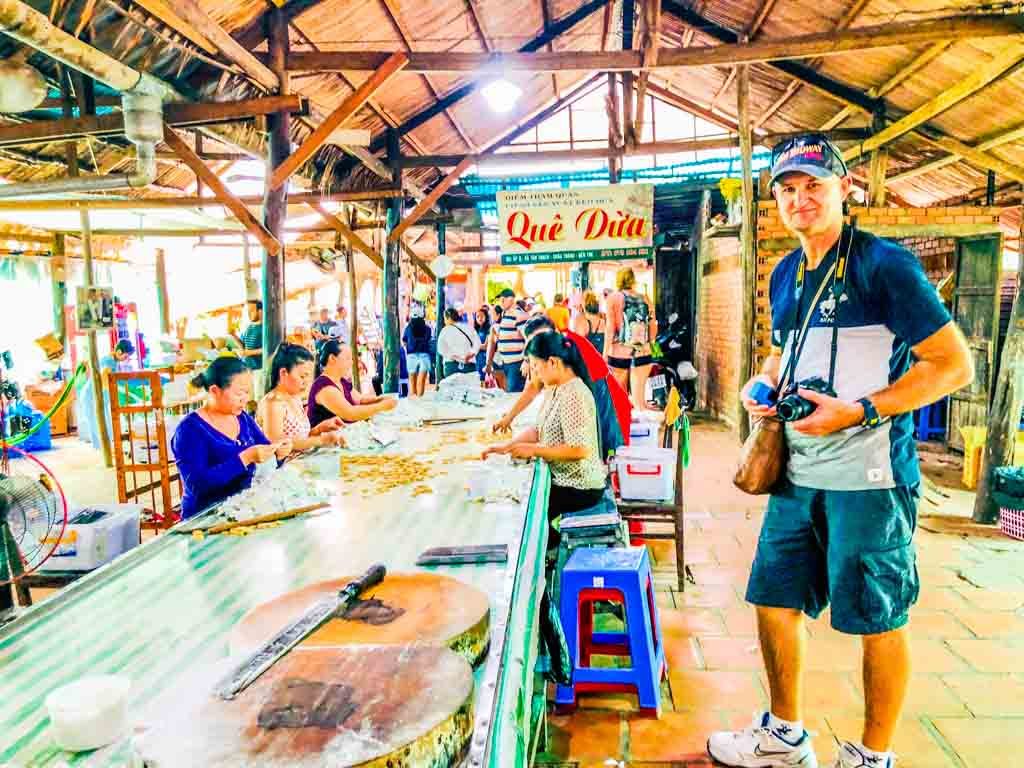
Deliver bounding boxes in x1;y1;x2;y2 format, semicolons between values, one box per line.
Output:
780;225;853;392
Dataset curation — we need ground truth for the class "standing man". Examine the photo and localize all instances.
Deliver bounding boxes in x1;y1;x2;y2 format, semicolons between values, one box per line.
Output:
547;292;570;331
311;307;336;354
706;135;973;768
329;305;349;339
486;288;528;392
239;299;264;372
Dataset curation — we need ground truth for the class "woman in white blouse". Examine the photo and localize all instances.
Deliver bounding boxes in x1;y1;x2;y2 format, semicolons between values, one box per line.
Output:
436;307;481;379
483;332;606;526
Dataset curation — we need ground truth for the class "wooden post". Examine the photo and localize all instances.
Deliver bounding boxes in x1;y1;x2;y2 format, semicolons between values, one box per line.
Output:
154;247;171;335
262;7;291;383
435;222;447;383
63;68;112;467
621;0;636;148
986;170;997;206
737;52;756;442
867;109;888;207
382;128;402;394
607;73;621;184
975;193;1024;524
51;233;67;348
345;206;362;393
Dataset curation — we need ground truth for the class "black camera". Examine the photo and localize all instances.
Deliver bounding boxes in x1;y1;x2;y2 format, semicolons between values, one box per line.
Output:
776;377;835;422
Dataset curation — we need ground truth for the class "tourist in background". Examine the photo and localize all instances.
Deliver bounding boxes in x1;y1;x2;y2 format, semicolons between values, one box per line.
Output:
547;292;570;331
571;290;606;354
238;299;264;372
487;304;508;391
403;314;433;397
605;267;656;410
311;307;336;354
257;343;346;450
488;288;528;392
437;307;480;378
473;307;491;381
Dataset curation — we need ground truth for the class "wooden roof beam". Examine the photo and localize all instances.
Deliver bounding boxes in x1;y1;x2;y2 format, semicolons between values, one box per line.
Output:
274;15;1024;73
268;51;409;192
889;122;1024;184
845;46;1024;160
172;0;279;92
399;239;437;281
377;0;478;152
0;190;402;212
753;0;872;130
388;157;475;243
819;41;954;130
914;131;1024;185
308;202;383;269
162;126;281;256
367;0;611;153
0;96;307;149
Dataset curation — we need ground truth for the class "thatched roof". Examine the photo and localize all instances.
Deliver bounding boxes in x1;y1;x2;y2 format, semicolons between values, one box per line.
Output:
1;0;1023;222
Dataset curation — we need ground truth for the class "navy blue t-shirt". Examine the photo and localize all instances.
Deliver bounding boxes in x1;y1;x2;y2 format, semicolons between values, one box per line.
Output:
769;227;952;490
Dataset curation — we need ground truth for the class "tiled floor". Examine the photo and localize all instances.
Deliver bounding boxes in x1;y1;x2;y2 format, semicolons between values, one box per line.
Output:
13;423;1024;766
537;420;1024;768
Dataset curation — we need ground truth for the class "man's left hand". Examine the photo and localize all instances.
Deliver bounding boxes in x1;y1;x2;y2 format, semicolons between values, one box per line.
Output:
791;388;864;436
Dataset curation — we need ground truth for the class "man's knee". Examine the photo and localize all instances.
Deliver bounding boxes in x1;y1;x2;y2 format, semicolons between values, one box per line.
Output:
756;605;805;628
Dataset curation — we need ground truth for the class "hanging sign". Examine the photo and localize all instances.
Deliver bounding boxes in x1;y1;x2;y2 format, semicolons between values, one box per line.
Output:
496;183;654;265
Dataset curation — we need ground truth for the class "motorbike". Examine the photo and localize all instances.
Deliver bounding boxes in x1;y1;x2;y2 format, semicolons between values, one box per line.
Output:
645;313;698;411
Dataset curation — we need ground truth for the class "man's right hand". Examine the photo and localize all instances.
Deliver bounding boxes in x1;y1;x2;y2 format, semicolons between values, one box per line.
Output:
741;374;779;419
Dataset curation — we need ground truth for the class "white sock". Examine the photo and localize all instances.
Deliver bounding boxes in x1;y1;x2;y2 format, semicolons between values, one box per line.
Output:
846;741;893;766
767;712;804;744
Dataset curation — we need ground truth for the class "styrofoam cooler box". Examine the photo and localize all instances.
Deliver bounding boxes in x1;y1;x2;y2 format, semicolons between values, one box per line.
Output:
629;420;660;447
39;505;142;571
614;445;675;501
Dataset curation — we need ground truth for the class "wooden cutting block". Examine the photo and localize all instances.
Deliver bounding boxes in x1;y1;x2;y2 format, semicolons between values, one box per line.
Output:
137;645;474;768
230;572;490;665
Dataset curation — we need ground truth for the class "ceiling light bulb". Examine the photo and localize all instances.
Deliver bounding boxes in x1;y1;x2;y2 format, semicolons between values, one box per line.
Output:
482;79;522;113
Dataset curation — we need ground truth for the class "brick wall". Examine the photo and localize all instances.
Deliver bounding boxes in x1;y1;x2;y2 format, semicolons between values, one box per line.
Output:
894;236;956;283
754;202;1004;369
697;235;742;426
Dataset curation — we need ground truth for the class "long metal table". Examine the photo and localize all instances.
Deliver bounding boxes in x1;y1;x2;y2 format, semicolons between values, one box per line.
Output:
0;412;550;768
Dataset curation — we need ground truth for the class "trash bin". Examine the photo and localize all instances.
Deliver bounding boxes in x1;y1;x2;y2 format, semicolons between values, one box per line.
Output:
993;466;1024;541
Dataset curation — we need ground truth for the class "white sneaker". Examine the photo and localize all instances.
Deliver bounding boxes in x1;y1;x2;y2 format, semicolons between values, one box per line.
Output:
707;712;818;767
824;741;894;768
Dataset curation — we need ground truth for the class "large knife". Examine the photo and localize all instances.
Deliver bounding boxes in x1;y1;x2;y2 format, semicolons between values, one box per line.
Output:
214;564;386;700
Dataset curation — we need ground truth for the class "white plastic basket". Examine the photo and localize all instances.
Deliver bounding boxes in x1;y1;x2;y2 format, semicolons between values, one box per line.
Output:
614;445;675;501
629;421;660;448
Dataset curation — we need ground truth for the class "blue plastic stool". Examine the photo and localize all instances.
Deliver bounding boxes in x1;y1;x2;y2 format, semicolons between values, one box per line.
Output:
914;398;947;441
555;546;665;715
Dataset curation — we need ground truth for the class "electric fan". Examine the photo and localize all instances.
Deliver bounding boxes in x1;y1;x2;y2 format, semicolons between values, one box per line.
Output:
0;366;68;607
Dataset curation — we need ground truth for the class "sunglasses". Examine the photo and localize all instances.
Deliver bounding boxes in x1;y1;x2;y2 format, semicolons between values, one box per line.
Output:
770;133;849;178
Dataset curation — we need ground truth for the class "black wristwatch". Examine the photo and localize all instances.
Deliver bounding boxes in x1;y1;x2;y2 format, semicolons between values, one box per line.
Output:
857;397;881;429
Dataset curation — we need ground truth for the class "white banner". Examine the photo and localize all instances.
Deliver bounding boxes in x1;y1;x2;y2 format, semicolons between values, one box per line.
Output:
496;183;655;265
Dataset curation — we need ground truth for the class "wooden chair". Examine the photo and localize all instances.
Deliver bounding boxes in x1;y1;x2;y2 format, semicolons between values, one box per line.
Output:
615;421;687;591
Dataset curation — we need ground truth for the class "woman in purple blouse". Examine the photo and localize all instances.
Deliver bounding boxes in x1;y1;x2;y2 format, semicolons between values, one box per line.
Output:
307;339;396;429
171;356;292;519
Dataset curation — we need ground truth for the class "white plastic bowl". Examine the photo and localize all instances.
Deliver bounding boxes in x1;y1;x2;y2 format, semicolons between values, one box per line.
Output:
45;674;131;752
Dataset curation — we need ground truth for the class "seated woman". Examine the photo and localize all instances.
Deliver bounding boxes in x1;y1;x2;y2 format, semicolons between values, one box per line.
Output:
257;343;346;451
171;356;291;519
308;339;397;429
483;332;606;531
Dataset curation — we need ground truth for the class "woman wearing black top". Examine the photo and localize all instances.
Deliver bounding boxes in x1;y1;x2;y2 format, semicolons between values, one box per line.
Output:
473;307;490;381
402;316;433;397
